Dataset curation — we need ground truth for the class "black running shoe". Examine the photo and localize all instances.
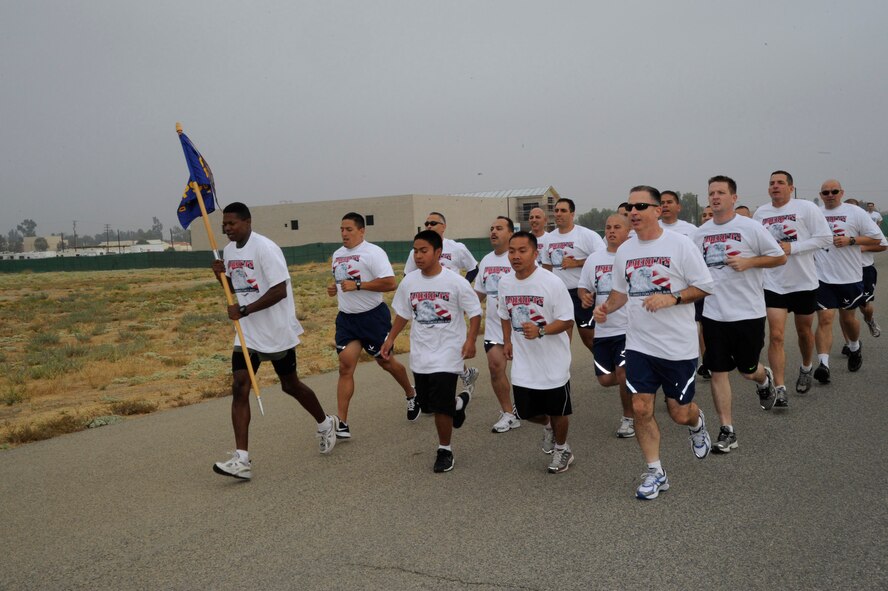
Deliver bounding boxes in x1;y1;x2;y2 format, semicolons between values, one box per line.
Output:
433;448;454;473
406;396;421;421
848;347;863;372
697;365;712;380
453;391;470;429
813;362;831;384
841;345;851;357
335;419;351;440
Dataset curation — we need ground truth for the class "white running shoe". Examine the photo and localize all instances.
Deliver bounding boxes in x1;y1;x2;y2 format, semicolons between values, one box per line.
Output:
616;417;635;438
636;468;669;500
548;447;574;474
689;410;711;460
213;452;252;480
541;427;555;454
491;412;521;433
461;367;480;395
866;318;881;338
317;416;337;454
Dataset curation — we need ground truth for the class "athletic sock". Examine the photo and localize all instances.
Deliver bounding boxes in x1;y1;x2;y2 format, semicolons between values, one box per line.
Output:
723;425;734;433
236;449;249;463
757;376;769;388
554;443;568;452
818;354;829;367
801;364;813;373
455;396;465;411
317;416;333;432
647;460;663;474
849;340;861;352
622;416;634;423
438;444;452;452
691;415;703;431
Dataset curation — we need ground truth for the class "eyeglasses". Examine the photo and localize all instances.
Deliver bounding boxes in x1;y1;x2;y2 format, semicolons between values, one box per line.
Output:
424;221;443;227
624;202;657;212
820;189;842;196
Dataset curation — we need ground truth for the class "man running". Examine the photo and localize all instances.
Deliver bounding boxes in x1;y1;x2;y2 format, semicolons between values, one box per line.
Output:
212;202;336;480
327;212;418;439
659;190;698;237
528;206;548;265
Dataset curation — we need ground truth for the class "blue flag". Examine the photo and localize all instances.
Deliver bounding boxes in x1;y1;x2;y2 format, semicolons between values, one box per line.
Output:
176;132;217;229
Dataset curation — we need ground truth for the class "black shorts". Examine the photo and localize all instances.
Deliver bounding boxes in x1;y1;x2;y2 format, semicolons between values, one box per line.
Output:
817;280;865;310
592;335;626;377
694;299;705;322
513;382;572;418
484;340;503;353
764;289;818;315
413;372;459;416
625;350;697;404
232;347;297;377
863;265;877;303
568;288;595;329
335;302;392;357
701;317;765;374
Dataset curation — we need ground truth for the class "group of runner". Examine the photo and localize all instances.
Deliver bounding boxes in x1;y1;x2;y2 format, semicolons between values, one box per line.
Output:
209;171;885;499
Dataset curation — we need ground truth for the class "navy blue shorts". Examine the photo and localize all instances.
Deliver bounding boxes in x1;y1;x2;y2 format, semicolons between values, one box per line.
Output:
335;302;392;357
816;281;865;311
592;335;626;377
863;265;877;303
513;382;572;418
625;349;697;404
701;317;765;374
232;347;296;377
568;288;595;329
764;289;818;315
413;372;459;416
694;299;705;322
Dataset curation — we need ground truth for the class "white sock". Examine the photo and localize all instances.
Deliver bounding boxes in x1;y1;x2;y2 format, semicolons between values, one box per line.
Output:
622;416;634;423
647;460;663;474
849;340;861;352
236;449;249;462
818;354;829;367
692;415;703;431
455;396;465;411
757;376;769;387
801;364;813;373
438;444;452;451
554;443;568;452
317;416;332;431
723;425;734;433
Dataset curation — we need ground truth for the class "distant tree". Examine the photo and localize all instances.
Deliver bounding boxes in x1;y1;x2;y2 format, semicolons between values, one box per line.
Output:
34;237;49;252
170;225;191;243
7;229;23;253
679;192;702;224
0;235;7;251
17;219;37;237
577;208;616;232
149;217;163;240
136;239;149;245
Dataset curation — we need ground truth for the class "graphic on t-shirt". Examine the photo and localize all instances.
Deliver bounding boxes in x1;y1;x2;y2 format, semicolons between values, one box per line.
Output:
702;233;742;268
625;257;672;296
825;215;847;237
333;255;361;283
594;264;613;295
761;214;798;243
548;241;573;268
228;260;259;294
482;266;512;296
410;291;452;324
503;295;547;332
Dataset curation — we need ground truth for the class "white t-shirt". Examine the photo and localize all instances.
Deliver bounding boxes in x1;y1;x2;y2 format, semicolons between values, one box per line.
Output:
862;235;888;267
612;230;714;360
815;203;885;284
474;250;513;343
753;199;833;294
578;250;627;338
869;210;883;225
540;225;606;289
404;238;477;275
223;232;303;352
693;215;784;322
392;268;482;374
497;267;573;389
660;219;698;238
533;232;547;266
331;240;395;314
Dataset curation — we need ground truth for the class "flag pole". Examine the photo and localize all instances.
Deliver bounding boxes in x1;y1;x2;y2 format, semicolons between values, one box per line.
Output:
176;123;265;416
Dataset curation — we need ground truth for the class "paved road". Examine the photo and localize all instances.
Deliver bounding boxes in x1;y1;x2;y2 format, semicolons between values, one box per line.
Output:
2;261;887;590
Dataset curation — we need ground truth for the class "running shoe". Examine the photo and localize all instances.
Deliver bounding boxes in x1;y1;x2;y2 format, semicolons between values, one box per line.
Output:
757;367;777;410
636;468;669;500
865;318;881;338
453;391;471;429
848;347;863;372
795;368;812;394
712;427;738;454
548;447;574;474
841;344;851;357
317;416;337;454
433;448;454;473
616;417;636;438
689;410;711;459
213;452;252;480
541;427;555;454
491;411;521;433
406;395;421;421
696;365;712;380
334;418;351;439
813;362;831;384
774;386;789;408
461;367;479;395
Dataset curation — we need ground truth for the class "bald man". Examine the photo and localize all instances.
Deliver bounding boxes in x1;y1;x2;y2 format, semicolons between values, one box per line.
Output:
528;206;548;265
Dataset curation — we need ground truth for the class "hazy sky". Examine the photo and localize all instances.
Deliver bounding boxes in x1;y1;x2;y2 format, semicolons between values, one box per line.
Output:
2;1;886;237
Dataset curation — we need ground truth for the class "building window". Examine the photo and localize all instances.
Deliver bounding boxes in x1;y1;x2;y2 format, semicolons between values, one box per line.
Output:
366;215;375;226
291;220;299;230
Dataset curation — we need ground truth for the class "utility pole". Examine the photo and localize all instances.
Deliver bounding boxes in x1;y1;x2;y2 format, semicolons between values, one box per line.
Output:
72;220;78;252
104;224;112;254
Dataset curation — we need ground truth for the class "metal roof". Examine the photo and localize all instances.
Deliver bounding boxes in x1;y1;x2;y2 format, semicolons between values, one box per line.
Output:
448;186;555;199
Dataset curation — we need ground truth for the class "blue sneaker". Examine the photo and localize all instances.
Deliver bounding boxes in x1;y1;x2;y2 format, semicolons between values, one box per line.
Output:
636;468;669;499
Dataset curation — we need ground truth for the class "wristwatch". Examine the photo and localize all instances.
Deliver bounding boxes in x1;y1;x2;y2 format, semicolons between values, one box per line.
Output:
355;279;362;290
849;237;857;246
671;292;682;305
239;305;249;317
538;326;546;338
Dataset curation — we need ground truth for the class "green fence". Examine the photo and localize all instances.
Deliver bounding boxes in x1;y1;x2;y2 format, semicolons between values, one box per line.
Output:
0;237;496;274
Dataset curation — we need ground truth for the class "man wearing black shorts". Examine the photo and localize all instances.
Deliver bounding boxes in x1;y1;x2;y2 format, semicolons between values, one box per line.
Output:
212;202;337;480
694;176;786;453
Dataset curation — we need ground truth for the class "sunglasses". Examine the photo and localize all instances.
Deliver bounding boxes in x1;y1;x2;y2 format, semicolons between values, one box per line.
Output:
424;221;443;227
820;189;841;196
625;202;657;212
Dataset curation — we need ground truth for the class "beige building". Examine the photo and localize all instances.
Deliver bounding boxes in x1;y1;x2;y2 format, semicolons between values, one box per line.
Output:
191;186;560;251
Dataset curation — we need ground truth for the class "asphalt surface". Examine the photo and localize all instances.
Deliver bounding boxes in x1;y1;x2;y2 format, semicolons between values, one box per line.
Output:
2;259;887;590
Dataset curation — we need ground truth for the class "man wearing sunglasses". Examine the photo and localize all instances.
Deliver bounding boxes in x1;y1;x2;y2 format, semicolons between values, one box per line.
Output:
753;171;832;406
404;212;481;395
541;198;606;356
812;180;885;384
594;186;714;500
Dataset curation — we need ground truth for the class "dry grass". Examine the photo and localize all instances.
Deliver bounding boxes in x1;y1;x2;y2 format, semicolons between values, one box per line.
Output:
0;263;411;448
